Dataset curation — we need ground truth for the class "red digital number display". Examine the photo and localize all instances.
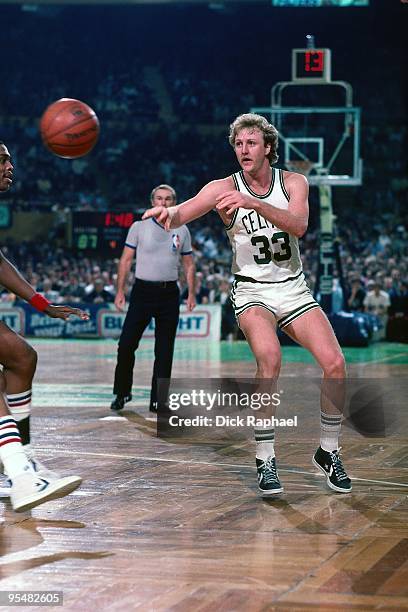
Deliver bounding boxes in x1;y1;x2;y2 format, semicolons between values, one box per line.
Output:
104;212;135;228
293;48;330;81
72;211;142;252
304;50;324;73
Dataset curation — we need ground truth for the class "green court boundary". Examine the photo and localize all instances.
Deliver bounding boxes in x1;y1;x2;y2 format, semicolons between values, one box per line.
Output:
30;338;408;365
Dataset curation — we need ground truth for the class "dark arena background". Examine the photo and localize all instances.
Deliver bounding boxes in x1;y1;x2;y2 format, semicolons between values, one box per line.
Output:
0;0;407;610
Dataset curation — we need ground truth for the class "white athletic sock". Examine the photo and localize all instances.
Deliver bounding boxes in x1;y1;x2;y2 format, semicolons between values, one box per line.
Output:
0;416;33;478
7;389;32;446
7;390;32;421
254;427;275;461
320;411;342;452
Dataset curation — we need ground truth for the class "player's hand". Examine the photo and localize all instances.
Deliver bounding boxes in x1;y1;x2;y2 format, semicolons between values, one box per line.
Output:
215;191;255;215
186;294;196;312
44;305;90;321
114;291;126;312
142;205;170;226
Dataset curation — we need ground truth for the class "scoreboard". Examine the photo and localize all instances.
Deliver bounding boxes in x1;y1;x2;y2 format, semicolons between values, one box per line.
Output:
70;211;141;253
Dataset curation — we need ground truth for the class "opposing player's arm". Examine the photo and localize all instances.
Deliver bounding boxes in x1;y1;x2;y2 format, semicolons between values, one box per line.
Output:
0;250;89;320
142;178;234;229
0;250;38;301
216;173;309;238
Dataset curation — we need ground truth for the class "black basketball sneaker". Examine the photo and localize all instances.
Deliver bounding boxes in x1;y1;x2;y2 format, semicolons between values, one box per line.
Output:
313;446;352;493
256;456;284;495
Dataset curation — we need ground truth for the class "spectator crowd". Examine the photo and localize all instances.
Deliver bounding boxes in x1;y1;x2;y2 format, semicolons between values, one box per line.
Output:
1;206;406;342
0;3;405;341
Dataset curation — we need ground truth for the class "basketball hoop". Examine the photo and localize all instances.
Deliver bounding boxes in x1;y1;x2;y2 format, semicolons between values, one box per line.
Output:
285;159;315;177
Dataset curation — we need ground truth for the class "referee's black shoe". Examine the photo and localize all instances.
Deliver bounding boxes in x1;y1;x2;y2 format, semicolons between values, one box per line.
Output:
110;394;132;412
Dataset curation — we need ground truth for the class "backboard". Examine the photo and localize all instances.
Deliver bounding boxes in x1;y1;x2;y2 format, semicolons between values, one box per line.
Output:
251;46;363;186
250;104;362;186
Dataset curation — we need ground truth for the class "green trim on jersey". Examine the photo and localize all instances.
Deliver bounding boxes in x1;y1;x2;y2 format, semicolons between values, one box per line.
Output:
222;173;240;230
223;209;238;231
279;169;290;202
239;167;275;199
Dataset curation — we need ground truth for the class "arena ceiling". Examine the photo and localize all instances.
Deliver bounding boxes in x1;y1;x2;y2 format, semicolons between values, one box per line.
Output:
0;0;267;5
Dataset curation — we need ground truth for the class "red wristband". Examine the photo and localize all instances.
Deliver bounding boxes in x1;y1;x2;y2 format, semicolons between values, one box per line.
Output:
29;293;51;312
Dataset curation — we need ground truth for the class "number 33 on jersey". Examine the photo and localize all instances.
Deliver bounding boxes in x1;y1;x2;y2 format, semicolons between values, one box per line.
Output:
223;168;302;283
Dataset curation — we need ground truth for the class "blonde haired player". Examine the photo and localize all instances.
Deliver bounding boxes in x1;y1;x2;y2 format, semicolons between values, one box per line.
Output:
143;113;351;495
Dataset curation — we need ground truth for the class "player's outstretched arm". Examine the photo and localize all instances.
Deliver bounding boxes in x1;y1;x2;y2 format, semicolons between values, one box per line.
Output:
142;178;234;229
0;250;45;302
0;250;89;320
43;304;89;321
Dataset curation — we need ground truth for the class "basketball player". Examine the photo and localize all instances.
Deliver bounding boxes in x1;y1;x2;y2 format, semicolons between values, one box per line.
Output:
143;114;351;495
0;141;88;512
111;184;196;413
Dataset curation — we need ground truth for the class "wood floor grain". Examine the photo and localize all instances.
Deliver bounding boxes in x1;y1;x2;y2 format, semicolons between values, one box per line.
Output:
0;339;406;611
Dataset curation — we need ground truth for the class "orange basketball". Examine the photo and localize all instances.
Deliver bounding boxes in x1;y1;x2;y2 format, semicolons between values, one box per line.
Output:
40;98;100;159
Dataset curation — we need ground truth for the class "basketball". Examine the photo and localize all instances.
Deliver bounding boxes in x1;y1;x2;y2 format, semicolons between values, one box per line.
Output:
40;98;100;159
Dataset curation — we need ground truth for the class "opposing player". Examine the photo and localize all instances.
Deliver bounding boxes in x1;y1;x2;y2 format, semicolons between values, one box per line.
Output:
0;141;89;512
143;114;351;495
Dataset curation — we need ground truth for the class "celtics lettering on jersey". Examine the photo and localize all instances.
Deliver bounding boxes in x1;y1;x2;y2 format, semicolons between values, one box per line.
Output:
225;168;303;283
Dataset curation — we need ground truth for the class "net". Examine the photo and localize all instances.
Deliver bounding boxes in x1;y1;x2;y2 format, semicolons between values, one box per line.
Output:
285;159;315;177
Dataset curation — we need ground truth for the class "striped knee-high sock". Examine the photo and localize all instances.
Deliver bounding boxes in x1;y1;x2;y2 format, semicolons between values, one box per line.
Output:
0;416;32;478
7;390;31;446
320;411;342;452
254;427;275;461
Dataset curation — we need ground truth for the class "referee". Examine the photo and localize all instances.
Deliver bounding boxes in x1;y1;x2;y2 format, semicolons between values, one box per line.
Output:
111;184;196;412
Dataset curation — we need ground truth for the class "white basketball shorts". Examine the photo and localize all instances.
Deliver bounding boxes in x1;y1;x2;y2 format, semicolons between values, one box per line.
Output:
230;271;321;329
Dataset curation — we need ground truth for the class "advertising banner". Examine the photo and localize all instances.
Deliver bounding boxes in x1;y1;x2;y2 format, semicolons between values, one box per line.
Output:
0;303;102;338
0;303;221;341
98;304;221;341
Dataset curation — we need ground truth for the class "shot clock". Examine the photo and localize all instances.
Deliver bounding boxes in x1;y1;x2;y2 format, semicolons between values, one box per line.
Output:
70;211;141;253
292;48;331;83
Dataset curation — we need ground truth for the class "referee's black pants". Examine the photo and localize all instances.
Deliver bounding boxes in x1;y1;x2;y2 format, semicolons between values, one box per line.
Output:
113;279;180;408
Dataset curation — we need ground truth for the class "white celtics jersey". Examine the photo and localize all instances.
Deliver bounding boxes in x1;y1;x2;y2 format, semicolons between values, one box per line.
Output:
225;168;303;282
